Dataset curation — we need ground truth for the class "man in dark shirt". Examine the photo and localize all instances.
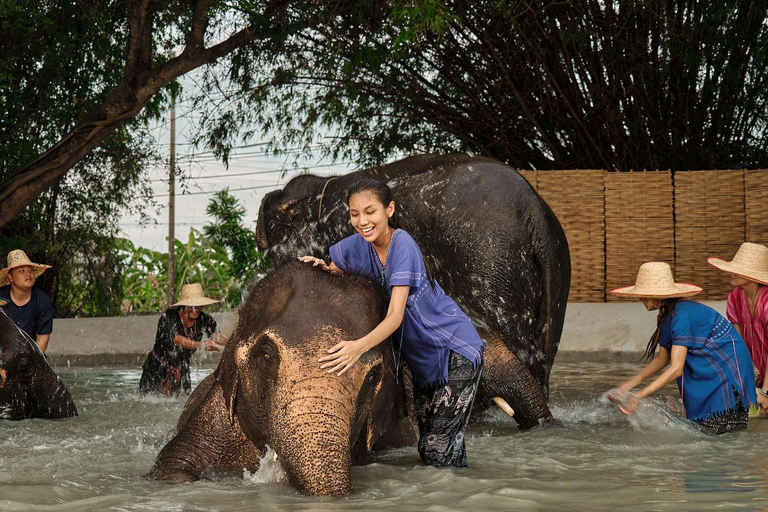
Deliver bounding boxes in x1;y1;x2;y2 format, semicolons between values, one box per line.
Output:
0;249;54;353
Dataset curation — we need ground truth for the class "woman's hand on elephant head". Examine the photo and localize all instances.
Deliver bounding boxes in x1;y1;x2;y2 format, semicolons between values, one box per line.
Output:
319;339;367;376
298;255;331;271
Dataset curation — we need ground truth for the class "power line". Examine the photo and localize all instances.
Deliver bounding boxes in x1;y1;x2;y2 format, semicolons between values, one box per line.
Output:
153;183;281;198
147;161;353;182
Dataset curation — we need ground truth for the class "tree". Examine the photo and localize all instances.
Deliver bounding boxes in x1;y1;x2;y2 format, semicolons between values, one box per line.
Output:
204;189;270;305
194;0;768;171
0;0;360;230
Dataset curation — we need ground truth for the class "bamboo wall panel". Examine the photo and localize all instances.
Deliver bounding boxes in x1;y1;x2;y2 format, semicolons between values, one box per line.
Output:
604;171;674;301
517;170;537;190
534;170;605;301
515;168;765;302
745;170;768;244
674;170;744;299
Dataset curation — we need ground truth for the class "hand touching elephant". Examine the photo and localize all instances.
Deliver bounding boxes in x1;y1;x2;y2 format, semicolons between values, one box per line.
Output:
147;262;416;496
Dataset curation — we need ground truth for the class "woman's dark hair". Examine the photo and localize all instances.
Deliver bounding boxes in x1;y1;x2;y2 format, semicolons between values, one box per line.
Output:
346;178;399;229
642;298;681;361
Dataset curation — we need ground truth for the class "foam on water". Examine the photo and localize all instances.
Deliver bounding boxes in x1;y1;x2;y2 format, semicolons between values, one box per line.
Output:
242;446;287;485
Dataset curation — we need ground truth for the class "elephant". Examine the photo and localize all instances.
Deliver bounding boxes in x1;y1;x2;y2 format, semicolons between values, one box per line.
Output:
256;153;571;427
0;308;77;420
147;262;417;496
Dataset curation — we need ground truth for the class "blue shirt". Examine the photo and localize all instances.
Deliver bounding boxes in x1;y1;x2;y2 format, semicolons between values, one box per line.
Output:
0;285;54;341
330;229;484;387
658;300;757;421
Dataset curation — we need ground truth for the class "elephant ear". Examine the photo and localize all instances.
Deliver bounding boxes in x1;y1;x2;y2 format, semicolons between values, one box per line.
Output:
214;344;239;426
365;350;414;451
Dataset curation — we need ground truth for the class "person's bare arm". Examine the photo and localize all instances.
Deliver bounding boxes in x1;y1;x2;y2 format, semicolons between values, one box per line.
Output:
635;345;687;399
617;347;670;391
36;333;50;353
318;285;409;375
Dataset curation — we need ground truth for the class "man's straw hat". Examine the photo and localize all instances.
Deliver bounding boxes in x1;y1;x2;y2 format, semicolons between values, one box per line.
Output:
171;283;220;307
707;242;768;286
0;249;52;287
609;262;703;298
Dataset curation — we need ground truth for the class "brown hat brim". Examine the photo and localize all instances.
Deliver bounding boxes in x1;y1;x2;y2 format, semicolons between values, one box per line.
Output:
0;264;51;287
171;297;220;307
609;283;703;299
707;257;768;286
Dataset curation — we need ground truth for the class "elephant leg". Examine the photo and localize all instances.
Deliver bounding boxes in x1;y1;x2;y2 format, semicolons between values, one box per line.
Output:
479;331;554;430
147;381;263;482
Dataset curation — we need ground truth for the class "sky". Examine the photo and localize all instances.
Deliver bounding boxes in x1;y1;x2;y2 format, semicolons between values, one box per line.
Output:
118;96;355;252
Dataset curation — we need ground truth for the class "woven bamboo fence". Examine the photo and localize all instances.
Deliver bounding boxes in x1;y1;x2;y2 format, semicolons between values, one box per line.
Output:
519;168;768;302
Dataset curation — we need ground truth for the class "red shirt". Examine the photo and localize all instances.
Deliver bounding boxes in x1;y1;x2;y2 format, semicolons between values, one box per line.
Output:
726;286;768;386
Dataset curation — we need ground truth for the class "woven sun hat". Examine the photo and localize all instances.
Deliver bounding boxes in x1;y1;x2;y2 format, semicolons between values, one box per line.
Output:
0;249;52;287
171;283;220;307
707;242;768;286
609;262;703;298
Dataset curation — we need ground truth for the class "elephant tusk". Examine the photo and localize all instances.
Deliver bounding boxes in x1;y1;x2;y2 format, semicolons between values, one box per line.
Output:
492;397;515;417
274;452;279;462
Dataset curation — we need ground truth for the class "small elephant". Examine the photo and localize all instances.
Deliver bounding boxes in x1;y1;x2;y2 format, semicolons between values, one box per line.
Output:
257;154;570;426
0;309;77;420
147;262;416;496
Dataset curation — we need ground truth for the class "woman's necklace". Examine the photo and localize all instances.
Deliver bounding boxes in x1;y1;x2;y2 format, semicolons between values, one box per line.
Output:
746;286;762;316
178;310;197;339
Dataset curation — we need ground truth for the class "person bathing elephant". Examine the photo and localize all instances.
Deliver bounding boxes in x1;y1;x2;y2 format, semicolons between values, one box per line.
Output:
147;262;416;496
0;307;77;420
257;153;570;427
148;263;551;494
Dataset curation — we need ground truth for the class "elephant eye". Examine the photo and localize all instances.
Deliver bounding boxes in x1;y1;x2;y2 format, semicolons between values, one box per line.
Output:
364;365;381;385
251;335;279;371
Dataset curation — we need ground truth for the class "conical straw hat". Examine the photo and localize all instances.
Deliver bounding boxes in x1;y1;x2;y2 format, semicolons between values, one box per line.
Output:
0;249;52;287
171;283;220;307
609;262;702;298
707;242;768;286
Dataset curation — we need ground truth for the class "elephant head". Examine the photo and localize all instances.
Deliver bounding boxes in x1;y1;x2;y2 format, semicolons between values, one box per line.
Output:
0;309;77;420
148;262;415;496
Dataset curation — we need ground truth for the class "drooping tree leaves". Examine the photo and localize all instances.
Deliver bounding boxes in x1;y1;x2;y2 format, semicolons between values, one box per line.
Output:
193;0;768;171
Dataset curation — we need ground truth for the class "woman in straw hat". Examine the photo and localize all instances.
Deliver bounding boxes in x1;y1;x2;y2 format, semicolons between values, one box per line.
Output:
708;242;768;416
607;262;756;434
0;249;54;353
139;283;228;396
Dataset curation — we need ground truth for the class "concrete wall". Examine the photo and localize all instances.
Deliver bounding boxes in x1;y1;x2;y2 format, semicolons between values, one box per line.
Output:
44;301;728;368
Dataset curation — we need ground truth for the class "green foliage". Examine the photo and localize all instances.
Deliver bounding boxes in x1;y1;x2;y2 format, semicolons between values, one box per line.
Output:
192;0;768;171
204;189;270;304
118;229;245;314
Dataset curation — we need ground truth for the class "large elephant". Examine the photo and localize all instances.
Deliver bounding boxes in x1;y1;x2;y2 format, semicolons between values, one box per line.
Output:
0;309;77;420
256;154;570;426
147;262;416;496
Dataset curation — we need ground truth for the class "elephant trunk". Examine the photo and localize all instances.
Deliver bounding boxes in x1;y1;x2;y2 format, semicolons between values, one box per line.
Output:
270;396;354;496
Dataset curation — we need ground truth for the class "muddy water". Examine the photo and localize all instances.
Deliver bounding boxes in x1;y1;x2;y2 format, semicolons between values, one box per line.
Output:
2;362;768;511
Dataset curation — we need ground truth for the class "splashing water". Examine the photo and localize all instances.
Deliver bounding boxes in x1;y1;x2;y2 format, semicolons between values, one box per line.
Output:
243;446;287;485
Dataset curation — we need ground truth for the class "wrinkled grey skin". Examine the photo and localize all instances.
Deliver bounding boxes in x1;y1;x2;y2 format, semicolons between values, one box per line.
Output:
257;154;570;428
147;262;416;496
0;309;77;420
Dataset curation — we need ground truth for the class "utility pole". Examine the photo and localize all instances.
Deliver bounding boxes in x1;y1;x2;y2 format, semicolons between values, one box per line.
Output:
167;92;176;306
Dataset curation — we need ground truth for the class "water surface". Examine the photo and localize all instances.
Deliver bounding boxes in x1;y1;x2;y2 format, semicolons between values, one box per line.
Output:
2;362;767;511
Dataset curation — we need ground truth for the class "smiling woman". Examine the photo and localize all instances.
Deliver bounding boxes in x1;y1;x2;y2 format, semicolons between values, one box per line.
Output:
301;177;486;469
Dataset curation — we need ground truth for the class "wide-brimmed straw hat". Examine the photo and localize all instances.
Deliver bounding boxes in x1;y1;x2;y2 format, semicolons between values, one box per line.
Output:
171;283;220;307
0;249;52;287
609;262;703;298
707;242;768;286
